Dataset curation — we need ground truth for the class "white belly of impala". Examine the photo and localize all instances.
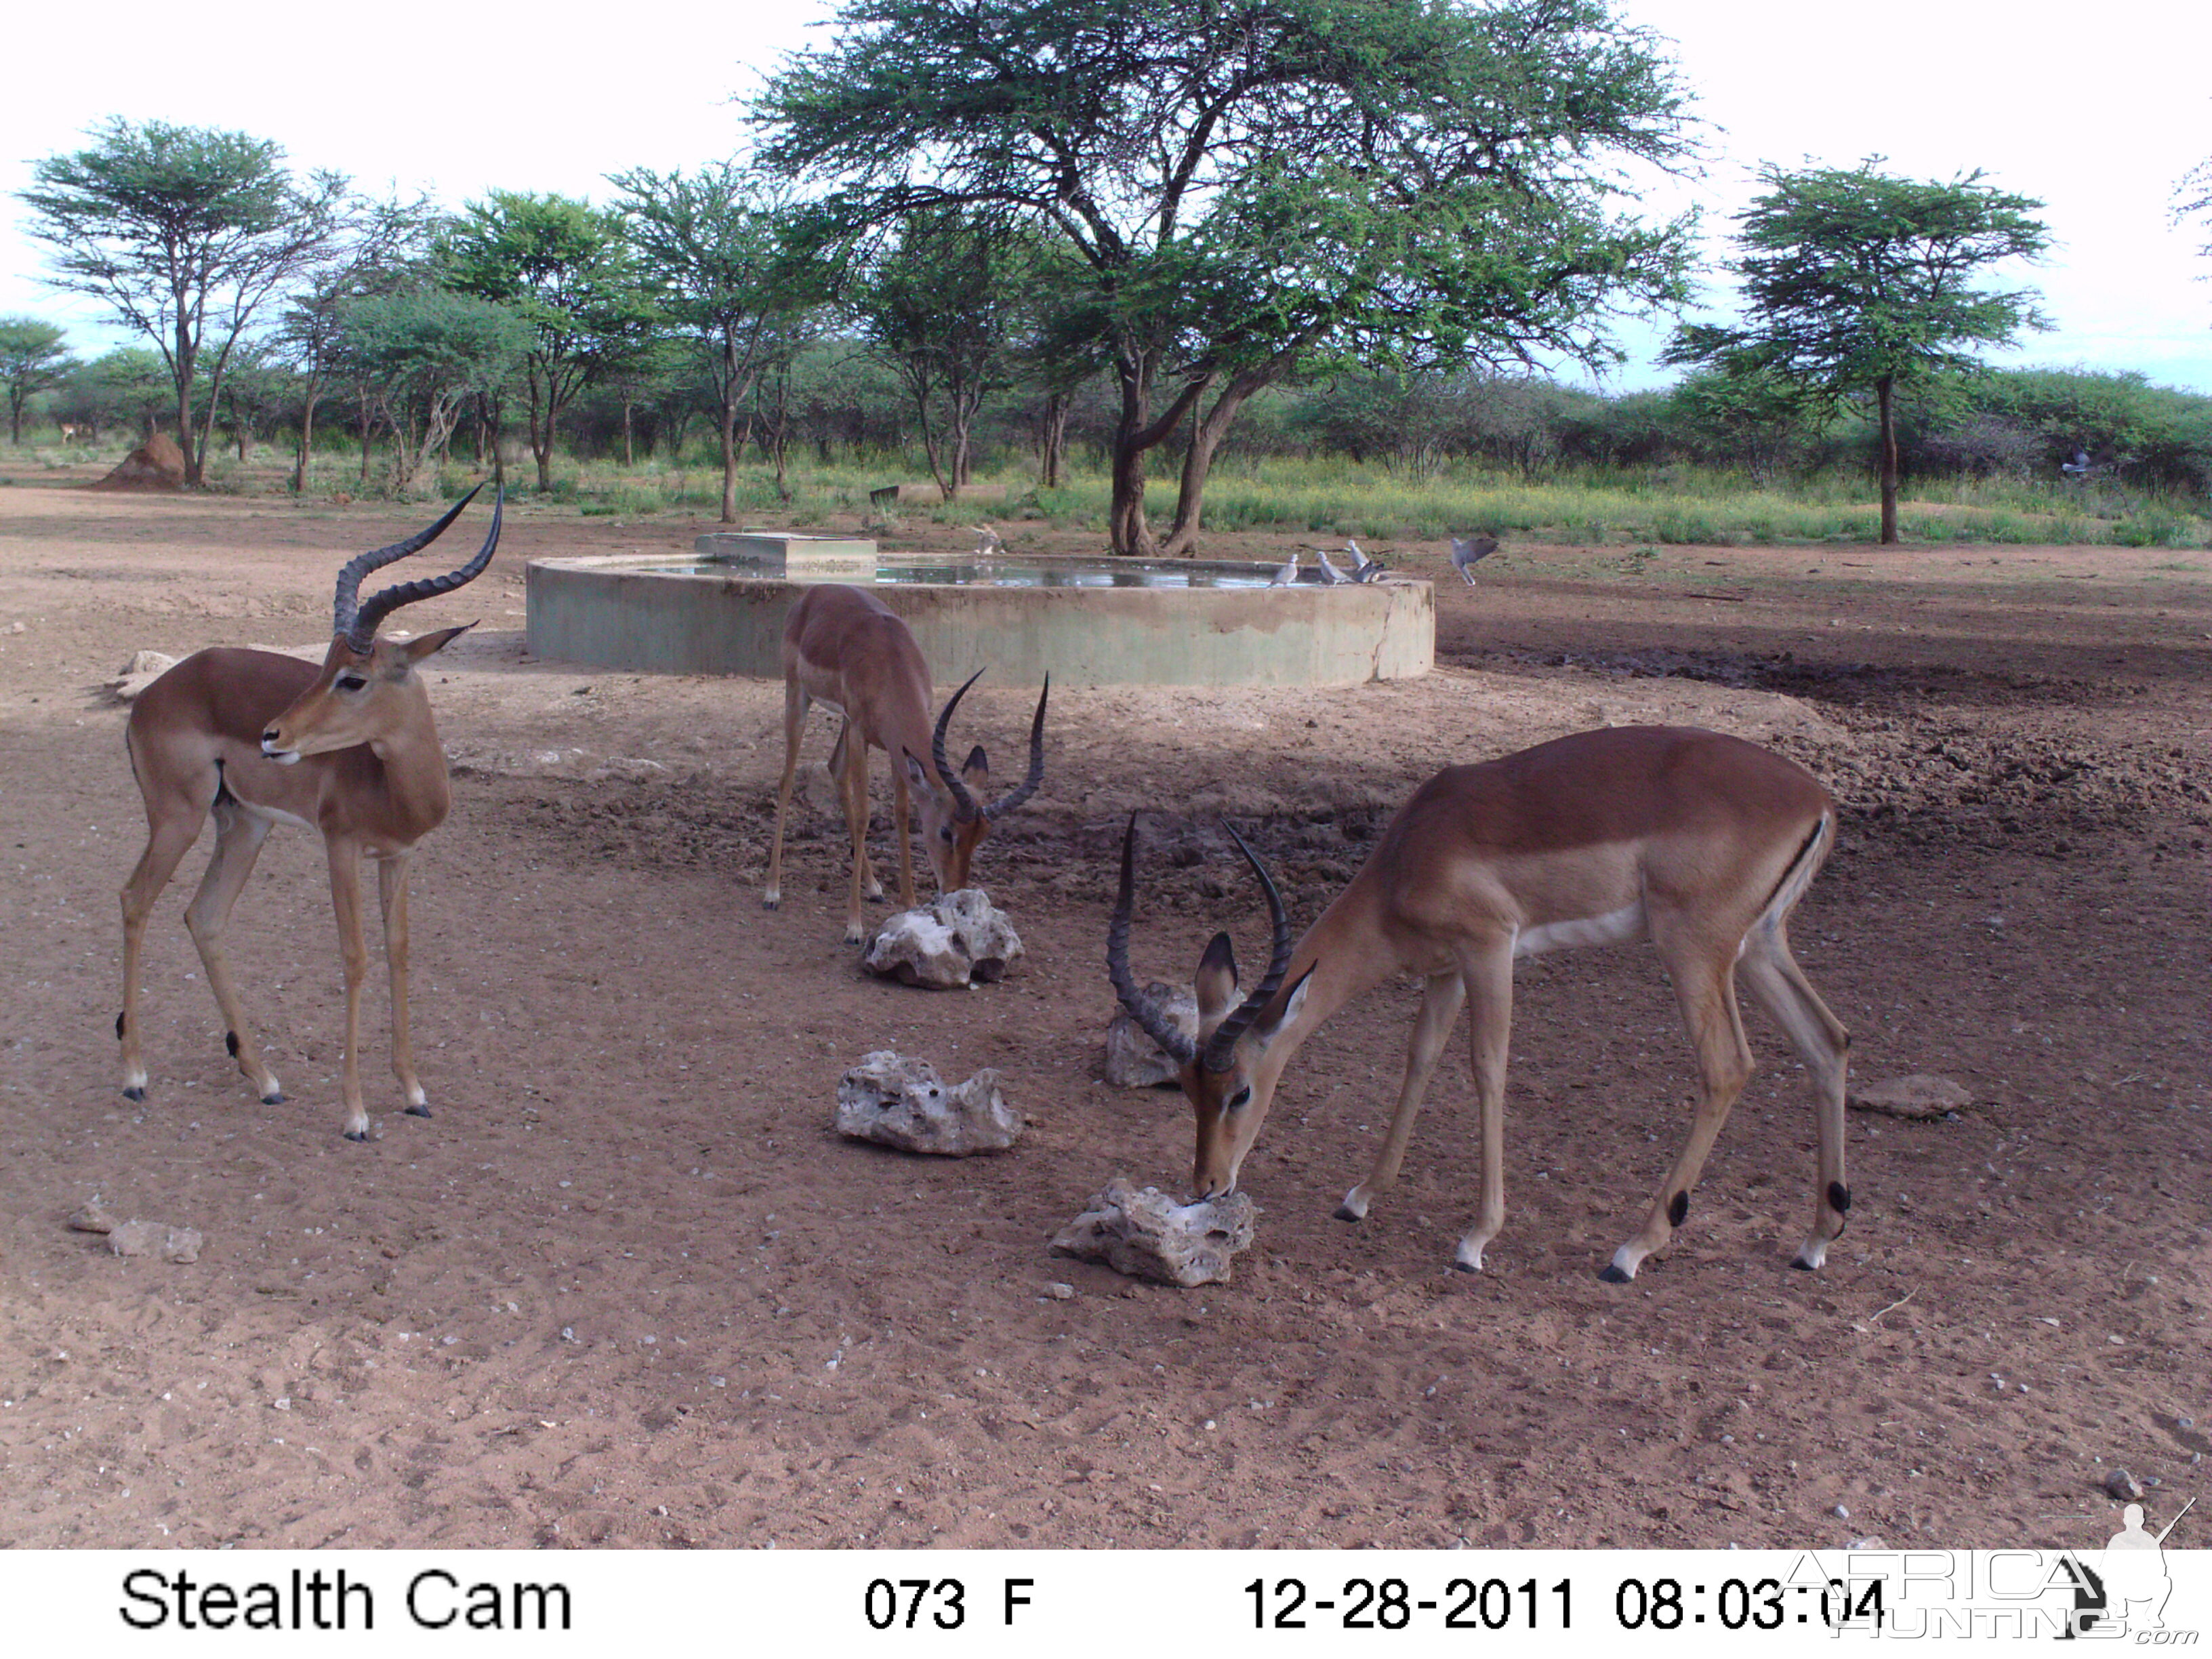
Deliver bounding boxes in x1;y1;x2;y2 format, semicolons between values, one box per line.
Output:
1513;902;1645;958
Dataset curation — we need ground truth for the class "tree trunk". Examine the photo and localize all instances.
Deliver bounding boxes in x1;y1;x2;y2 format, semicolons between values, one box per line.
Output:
718;393;739;525
1106;345;1210;556
7;393;21;445
1160;368;1274;556
358;388;375;488
1108;350;1155;555
293;386;322;495
1038;390;1069;489
622;399;634;468
527;367;554;493
1876;374;1900;546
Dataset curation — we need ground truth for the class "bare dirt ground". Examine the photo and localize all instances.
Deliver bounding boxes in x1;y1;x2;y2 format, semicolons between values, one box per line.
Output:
1;465;2207;1553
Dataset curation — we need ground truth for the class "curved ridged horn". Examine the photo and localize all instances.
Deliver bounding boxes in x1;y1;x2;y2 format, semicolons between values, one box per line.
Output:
930;668;989;820
1107;814;1198;1067
931;669;1050;822
1201;820;1295;1073
332;484;483;644
343;487;503;653
984;673;1049;818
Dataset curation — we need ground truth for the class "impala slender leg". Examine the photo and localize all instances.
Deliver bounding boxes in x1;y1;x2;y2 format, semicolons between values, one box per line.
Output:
117;787;209;1101
182;796;285;1104
763;684;807;912
378;853;430;1118
1738;921;1851;1269
327;840;373;1140
891;759;917;909
1603;928;1755;1282
1339;970;1465;1223
842;723;884;902
1452;941;1516;1273
841;718;873;943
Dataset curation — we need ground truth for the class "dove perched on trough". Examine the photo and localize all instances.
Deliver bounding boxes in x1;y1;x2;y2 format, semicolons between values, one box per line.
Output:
1269;551;1299;586
1315;547;1351;585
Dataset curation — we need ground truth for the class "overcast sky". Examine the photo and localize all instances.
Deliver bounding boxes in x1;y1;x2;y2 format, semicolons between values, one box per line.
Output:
3;0;2207;392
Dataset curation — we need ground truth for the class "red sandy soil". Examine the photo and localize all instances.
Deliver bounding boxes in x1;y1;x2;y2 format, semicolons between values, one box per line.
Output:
0;473;2206;1551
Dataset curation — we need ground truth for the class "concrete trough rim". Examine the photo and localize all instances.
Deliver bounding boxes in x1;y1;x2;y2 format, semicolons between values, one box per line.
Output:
523;550;1434;689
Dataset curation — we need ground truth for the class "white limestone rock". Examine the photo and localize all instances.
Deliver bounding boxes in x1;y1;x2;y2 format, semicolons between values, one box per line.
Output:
863;888;1023;989
1103;981;1197;1087
1849;1073;1972;1119
1050;1177;1256;1288
836;1050;1023;1155
108;649;178;702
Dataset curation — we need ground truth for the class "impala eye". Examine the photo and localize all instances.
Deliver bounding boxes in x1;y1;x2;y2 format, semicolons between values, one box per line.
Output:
1226;1085;1253;1112
336;674;369;692
939;826;954;842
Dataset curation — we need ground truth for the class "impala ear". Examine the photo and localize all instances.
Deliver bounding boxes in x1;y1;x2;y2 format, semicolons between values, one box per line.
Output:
1193;930;1240;1026
1254;964;1317;1046
900;747;930;792
962;743;989;788
400;622;475;664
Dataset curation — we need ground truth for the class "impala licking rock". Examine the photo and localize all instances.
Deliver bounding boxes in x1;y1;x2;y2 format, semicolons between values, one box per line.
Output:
1110;725;1854;1282
764;582;1047;943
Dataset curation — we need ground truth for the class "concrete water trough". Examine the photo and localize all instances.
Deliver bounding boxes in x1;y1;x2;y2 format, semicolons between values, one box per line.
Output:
525;533;1434;688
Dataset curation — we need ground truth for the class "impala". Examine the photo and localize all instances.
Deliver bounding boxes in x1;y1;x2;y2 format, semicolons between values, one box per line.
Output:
764;582;1047;942
117;487;501;1140
1109;724;1852;1281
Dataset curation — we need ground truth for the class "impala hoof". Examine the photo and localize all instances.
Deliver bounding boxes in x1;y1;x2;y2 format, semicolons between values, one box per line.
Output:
1450;1257;1481;1275
761;897;779;912
260;1091;285;1106
122;1086;145;1103
344;1129;369;1143
1597;1263;1633;1284
405;1102;432;1118
1788;1255;1818;1271
1333;1202;1364;1223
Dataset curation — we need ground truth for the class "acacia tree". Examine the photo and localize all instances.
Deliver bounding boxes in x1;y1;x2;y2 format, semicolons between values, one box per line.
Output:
2176;155;2212;266
55;348;169;445
335;291;531;494
849;210;1037;499
609;165;818;521
0;317;79;444
1665;160;2049;544
756;0;1695;554
441;192;651;491
274;193;438;493
18;120;347;486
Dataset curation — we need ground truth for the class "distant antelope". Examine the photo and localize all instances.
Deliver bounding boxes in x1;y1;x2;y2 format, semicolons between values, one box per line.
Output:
117;489;501;1139
764;583;1048;942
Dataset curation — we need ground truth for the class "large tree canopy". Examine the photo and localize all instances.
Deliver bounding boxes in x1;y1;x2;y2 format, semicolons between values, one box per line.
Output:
441;192;653;492
18;119;347;486
756;0;1696;553
609;164;821;522
1666;159;2049;544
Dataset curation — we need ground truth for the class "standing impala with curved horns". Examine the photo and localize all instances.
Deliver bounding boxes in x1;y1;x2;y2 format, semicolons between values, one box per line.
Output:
764;582;1048;943
1110;724;1853;1282
117;486;501;1141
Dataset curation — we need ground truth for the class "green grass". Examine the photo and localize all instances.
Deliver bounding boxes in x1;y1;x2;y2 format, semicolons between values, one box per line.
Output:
54;435;2212;549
